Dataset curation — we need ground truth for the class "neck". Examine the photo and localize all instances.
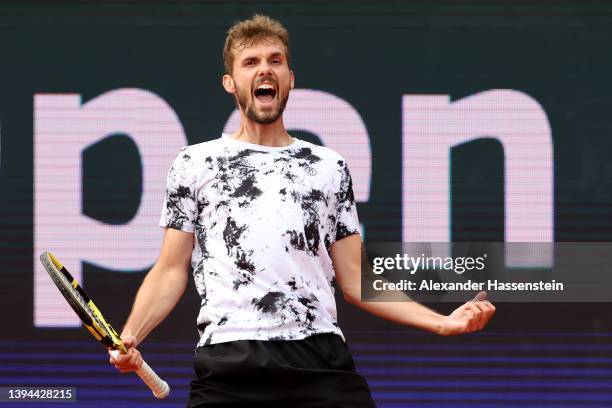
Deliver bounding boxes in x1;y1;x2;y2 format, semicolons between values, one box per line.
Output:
231;115;293;147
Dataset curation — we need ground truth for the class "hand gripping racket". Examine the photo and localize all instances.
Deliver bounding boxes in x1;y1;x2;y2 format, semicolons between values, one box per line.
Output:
39;251;170;399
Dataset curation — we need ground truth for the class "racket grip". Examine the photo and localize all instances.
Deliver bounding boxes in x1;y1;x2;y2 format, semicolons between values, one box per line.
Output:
135;360;170;399
111;350;170;399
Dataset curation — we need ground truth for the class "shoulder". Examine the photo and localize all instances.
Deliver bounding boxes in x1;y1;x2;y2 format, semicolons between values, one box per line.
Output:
178;138;226;159
292;140;348;168
171;138;227;167
168;138;226;180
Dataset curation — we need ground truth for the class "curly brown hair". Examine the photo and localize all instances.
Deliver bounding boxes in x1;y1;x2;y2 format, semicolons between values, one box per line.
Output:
223;14;291;74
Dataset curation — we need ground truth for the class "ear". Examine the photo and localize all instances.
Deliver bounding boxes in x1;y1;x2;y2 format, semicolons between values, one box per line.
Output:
289;70;295;89
222;74;235;93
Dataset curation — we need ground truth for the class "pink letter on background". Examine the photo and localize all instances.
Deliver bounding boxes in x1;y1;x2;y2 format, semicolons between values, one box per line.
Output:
34;89;187;326
402;90;553;265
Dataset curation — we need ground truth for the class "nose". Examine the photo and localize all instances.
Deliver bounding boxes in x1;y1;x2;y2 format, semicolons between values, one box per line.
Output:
257;61;273;76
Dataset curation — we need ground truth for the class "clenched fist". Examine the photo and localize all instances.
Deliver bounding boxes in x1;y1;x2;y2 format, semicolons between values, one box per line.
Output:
108;334;144;373
439;291;496;336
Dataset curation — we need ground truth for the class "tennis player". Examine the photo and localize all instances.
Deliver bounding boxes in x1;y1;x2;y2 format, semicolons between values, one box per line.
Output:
110;14;496;407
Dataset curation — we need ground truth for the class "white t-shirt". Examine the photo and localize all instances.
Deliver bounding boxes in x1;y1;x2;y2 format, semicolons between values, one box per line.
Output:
159;134;360;346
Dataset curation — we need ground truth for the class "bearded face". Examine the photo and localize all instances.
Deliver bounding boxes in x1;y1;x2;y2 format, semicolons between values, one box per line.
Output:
234;73;290;124
226;38;293;125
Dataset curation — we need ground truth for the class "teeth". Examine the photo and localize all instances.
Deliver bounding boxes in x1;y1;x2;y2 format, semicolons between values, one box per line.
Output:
257;84;274;90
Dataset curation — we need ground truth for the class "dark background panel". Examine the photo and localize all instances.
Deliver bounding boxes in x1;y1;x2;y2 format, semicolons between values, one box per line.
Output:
0;0;611;336
0;2;611;406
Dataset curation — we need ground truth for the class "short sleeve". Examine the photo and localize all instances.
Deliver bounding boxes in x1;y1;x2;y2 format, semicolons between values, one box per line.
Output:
334;159;361;242
159;147;197;233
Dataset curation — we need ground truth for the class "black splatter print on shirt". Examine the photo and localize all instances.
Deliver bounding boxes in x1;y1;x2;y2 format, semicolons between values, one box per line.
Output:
159;135;360;346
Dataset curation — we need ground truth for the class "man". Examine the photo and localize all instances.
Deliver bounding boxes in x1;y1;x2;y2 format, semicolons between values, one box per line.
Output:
110;14;496;407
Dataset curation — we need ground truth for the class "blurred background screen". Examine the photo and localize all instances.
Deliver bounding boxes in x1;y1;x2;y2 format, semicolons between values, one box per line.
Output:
1;1;611;407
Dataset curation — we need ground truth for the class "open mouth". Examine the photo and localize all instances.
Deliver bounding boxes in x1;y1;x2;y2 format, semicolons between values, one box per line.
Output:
253;84;277;104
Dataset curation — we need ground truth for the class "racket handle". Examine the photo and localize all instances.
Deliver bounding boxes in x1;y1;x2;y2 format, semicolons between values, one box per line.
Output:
110;350;170;399
135;360;170;399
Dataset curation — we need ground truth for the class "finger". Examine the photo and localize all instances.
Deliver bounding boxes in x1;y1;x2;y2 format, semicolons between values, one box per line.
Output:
118;347;138;360
484;300;496;314
114;360;137;372
469;301;489;330
478;301;496;320
463;306;475;325
120;349;143;370
466;304;480;331
115;354;131;364
464;303;483;331
129;348;142;365
471;291;487;302
119;352;137;366
113;353;132;366
482;302;497;324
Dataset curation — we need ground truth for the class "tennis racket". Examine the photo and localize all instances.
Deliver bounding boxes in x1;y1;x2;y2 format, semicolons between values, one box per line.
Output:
39;251;170;399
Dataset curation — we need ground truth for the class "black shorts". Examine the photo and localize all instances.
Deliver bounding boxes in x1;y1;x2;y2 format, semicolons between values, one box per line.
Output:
187;333;377;407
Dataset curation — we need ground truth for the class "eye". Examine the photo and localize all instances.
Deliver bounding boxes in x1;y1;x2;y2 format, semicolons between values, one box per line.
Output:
272;59;282;64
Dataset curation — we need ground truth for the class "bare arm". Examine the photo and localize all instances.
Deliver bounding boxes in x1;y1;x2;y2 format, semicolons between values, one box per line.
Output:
110;227;194;372
331;235;495;336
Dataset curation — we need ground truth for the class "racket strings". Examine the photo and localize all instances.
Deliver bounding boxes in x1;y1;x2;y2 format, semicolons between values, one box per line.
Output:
58;273;92;316
45;257;110;338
